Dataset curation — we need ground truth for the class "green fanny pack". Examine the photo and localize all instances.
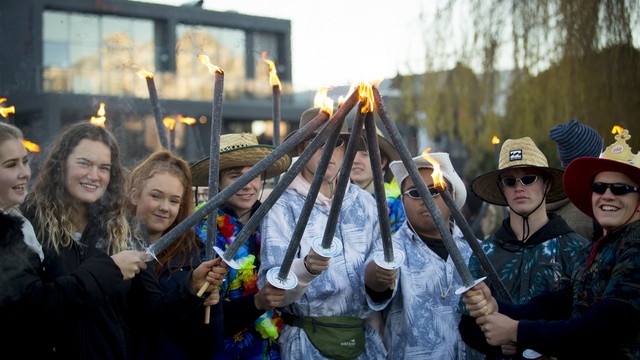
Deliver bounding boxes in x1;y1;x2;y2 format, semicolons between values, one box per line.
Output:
287;315;365;360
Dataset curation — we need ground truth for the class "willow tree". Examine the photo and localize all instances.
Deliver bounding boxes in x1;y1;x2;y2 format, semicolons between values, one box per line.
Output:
395;0;640;176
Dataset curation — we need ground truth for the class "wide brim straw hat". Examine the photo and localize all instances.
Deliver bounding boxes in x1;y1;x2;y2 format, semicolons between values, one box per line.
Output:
471;136;565;206
563;129;640;218
282;107;352;157
389;152;467;209
190;133;292;187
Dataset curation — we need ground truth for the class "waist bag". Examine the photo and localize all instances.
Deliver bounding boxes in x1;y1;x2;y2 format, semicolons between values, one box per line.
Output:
284;314;365;359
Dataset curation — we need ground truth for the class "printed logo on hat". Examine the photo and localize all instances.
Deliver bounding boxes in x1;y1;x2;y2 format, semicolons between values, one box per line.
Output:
509;150;523;161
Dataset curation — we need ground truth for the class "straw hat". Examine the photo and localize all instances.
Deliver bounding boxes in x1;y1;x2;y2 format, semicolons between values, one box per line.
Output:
282;107;351;157
190;133;292;186
563;129;640;218
389;152;467;209
471;137;565;206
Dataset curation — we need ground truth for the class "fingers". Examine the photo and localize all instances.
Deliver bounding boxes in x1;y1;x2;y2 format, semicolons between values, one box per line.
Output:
255;282;286;310
305;250;330;275
376;267;398;286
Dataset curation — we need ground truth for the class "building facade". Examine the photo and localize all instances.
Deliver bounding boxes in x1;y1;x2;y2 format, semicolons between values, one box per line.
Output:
0;0;310;167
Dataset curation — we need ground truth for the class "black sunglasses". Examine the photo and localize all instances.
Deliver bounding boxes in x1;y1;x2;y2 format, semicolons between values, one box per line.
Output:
403;186;449;200
591;182;639;196
500;174;538;187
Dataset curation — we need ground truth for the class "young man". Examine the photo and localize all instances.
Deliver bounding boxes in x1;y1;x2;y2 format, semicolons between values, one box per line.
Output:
462;129;640;359
365;152;481;359
459;137;588;358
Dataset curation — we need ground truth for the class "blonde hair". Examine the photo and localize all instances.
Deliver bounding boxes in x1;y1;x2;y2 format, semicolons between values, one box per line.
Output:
24;122;130;254
0;122;26;210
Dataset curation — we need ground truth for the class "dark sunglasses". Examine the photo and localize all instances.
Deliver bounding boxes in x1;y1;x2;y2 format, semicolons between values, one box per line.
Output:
591;182;639;196
403;186;449;200
500;174;538;187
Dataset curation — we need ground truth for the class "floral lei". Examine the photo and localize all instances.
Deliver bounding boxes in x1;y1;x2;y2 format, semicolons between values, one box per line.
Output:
194;203;283;341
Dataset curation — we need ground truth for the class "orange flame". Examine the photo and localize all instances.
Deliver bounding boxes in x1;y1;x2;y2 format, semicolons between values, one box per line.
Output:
357;82;375;113
90;102;106;128
198;55;223;75
611;125;624;134
0;105;16;118
421;147;446;190
491;135;500;145
261;51;281;90
23;140;40;153
0;98;6;103
136;69;154;79
313;87;334;117
177;115;196;126
163;117;176;131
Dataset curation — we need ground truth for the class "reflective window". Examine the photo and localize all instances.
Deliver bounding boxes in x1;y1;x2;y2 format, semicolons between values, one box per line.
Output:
175;24;246;100
43;10;154;95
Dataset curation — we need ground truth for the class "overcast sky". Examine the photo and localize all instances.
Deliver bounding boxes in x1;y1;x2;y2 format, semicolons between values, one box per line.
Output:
138;0;438;92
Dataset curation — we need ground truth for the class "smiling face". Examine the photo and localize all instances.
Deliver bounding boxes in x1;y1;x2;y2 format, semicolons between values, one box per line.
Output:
591;171;640;229
64;139;112;206
220;166;263;217
131;171;184;241
0;139;31;209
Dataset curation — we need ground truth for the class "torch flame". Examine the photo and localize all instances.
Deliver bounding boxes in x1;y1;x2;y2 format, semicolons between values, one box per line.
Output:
421;148;446;190
491;135;500;145
0;98;6;103
198;55;223;75
177;115;196;126
0;105;16;118
611;125;624;134
23;140;40;153
313;87;334;117
89;102;106;128
357;82;375;113
163;117;176;131
261;51;281;90
136;69;154;79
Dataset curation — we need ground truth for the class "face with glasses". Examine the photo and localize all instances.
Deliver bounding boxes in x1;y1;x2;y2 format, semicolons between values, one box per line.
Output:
401;167;451;238
298;135;346;183
591;171;640;228
499;168;548;214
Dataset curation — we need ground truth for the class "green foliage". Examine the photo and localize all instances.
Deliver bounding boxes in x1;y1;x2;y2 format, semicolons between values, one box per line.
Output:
391;0;640;178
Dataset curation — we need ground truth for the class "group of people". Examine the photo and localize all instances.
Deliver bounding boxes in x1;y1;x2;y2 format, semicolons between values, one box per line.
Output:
0;105;638;360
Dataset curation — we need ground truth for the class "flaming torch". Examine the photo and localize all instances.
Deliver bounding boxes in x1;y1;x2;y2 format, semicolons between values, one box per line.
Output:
163;117;176;152
422;149;513;302
0;98;16;124
491;135;500;165
23;140;40;153
197;54;225;324
262;51;282;184
137;69;169;150
372;85;484;294
178;115;205;157
90;102;107;128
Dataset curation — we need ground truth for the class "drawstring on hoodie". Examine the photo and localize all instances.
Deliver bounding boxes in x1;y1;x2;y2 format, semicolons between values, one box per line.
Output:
498;179;550;241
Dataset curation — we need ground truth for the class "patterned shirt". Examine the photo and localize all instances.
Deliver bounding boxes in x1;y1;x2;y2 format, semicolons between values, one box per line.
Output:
258;178;387;360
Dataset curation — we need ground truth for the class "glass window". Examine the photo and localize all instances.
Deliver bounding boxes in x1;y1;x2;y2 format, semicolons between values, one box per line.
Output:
43;10;155;96
175;24;246;101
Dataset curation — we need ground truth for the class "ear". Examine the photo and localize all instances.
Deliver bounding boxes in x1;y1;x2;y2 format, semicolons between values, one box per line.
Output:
130;188;140;206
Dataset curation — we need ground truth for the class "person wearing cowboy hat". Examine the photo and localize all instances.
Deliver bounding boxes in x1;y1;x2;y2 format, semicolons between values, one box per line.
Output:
190;132;292;359
365;152;483;359
349;119;405;235
459;137;588;359
461;129;640;359
257;107;389;360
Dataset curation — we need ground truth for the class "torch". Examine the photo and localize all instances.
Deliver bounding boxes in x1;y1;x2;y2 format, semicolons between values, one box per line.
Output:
89;102;107;128
137;69;169;150
0;98;16;124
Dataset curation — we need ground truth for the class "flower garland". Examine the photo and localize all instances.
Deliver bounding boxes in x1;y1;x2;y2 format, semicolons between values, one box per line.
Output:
194;203;283;341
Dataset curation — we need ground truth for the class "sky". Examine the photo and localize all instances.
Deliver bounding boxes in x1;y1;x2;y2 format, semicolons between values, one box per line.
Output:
138;0;439;92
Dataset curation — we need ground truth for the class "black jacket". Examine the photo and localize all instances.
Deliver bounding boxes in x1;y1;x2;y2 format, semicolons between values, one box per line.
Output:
22;206;210;360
